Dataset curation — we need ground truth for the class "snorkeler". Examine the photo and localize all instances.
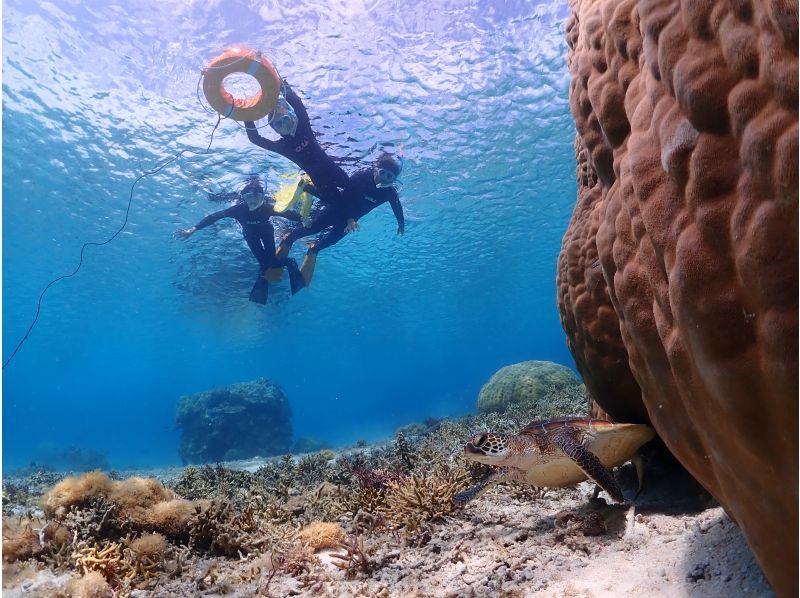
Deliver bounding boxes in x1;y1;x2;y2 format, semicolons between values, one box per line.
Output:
243;81;348;206
275;153;405;286
173;176;307;304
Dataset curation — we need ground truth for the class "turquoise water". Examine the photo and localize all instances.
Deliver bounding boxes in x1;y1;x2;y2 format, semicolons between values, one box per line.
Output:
3;0;576;470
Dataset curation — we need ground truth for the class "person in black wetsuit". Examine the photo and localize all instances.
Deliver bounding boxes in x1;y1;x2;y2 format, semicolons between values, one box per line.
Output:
174;177;307;304
274;153;405;286
243;81;348;206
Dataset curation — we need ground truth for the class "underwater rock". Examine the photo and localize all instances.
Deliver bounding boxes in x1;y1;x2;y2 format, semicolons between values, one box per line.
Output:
560;1;798;594
476;361;586;417
175;378;292;464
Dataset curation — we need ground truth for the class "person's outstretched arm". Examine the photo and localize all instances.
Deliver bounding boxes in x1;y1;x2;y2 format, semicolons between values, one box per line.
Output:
283;83;311;131
244;120;278;151
173;205;238;239
388;191;405;235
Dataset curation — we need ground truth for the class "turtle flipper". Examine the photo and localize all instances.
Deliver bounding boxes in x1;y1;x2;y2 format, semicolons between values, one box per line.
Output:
552;429;625;503
453;467;512;507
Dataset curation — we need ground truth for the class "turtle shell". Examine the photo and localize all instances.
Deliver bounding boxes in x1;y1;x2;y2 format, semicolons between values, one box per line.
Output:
519;416;615;436
512;417;655;487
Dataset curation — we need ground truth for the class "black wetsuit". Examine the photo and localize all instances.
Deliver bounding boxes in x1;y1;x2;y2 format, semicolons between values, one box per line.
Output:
283;169;404;253
195;201;301;271
244;84;348;205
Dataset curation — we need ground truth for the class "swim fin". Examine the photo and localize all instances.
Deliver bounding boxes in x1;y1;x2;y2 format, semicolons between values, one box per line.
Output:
249;276;269;304
264;267;283;283
286;258;306;295
274;176;308;212
300;251;317;287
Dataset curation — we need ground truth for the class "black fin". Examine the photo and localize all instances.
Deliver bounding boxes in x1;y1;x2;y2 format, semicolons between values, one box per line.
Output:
286;258;306;295
249;276;269;304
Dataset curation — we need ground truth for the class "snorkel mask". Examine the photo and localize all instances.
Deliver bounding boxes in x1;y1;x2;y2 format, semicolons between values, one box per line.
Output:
241;182;265;211
374;154;402;188
269;96;298;137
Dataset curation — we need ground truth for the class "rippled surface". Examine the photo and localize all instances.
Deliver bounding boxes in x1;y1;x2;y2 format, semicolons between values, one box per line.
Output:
3;0;576;469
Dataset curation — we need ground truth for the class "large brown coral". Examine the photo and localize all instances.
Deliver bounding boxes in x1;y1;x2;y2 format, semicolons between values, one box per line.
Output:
558;1;798;595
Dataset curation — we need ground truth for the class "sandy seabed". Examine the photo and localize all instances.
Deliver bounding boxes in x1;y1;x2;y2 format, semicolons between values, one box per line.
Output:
2;448;774;598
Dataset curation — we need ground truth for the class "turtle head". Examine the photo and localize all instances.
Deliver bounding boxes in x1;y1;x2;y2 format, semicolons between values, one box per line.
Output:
464;431;511;464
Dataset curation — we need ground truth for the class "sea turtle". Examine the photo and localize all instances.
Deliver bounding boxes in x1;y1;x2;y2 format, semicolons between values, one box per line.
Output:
454;417;656;506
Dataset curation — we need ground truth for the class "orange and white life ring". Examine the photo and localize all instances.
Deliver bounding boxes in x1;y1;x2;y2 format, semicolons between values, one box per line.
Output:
202;47;281;121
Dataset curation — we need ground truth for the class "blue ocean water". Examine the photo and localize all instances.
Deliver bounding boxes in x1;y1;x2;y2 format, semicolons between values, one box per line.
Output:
3;0;576;471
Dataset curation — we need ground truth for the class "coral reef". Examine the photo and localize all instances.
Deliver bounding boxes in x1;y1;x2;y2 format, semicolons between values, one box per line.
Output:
559;0;798;594
0;408;774;597
476;360;587;417
175;377;292;464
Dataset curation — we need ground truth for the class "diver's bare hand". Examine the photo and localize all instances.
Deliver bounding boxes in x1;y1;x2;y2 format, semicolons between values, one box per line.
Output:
345;219;360;234
397;225;404;236
174;227;196;240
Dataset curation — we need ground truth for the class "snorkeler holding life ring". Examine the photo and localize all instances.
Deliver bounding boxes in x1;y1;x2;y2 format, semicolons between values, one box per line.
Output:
243;81;406;287
243;82;349;207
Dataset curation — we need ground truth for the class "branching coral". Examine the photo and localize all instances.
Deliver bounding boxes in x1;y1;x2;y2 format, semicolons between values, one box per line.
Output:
41;521;72;567
295;453;333;487
253;455;297;500
188;498;265;557
344;464;403;516
330;531;376;578
283;482;350;526
125;532;167;583
394;432;415;471
63;497;133;543
382;467;471;532
71;539;127;582
170;464;255;502
274;543;319;579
